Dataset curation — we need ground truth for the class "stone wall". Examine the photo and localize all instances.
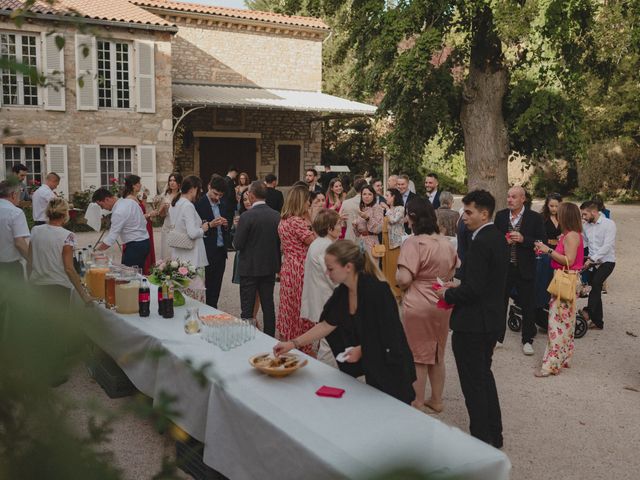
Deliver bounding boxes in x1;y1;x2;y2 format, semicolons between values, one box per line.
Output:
171;21;323;90
0;19;173;195
177;108;322;181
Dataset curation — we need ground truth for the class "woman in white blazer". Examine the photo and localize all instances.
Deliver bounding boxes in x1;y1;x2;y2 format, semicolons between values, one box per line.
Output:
169;176;209;268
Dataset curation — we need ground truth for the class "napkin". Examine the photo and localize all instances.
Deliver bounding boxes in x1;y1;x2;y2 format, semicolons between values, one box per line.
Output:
85;202;104;232
336;346;354;363
316;386;345;398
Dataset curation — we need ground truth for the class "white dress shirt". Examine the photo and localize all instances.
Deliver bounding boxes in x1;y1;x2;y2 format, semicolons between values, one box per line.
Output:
583;214;616;263
31;184;56;221
428;190;437;204
104;198;149;246
0;198;30;262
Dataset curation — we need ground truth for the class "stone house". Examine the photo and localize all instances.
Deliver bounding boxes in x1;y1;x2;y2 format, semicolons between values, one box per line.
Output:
0;0;375;198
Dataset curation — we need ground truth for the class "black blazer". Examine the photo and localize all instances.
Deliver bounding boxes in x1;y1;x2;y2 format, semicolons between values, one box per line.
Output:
195;195;229;258
494;208;547;279
445;224;509;333
232;203;281;277
427;190;441;209
321;274;416;404
265;187;284;213
402;191;418;233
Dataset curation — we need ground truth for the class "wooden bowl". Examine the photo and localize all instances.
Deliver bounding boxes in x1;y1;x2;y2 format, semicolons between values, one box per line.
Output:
249;353;308;378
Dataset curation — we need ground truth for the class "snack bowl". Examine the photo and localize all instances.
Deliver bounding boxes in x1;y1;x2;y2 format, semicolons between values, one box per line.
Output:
249;353;308;377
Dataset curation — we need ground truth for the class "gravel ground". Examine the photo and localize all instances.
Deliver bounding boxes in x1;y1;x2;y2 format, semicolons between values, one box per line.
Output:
61;202;640;479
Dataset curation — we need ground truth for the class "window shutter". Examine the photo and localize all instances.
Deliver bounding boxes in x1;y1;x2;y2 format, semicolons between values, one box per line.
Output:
75;34;97;111
137;145;157;195
80;145;100;190
46;145;68;198
42;32;65;111
0;146;5;180
134;40;155;113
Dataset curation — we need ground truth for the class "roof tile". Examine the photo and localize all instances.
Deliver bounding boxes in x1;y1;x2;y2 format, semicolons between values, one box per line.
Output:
132;0;329;31
0;0;174;28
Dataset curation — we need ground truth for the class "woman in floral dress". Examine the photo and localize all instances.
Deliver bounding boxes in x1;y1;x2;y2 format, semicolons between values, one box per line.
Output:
277;185;317;355
352;185;384;254
533;202;583;377
380;187;405;298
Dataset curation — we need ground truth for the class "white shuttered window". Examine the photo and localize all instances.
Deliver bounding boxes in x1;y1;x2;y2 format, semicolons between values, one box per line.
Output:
41;32;65;111
46;145;68;197
75;34;98;110
134;40;155;113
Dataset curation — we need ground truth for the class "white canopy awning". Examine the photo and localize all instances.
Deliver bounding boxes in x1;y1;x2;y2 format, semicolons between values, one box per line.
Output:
172;83;377;116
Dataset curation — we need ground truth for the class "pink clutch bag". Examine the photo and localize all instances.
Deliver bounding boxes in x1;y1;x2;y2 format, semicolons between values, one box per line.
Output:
316;386;345;398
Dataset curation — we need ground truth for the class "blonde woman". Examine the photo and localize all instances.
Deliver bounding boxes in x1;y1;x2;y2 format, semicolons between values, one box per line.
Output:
274;240;416;404
277;185;317;354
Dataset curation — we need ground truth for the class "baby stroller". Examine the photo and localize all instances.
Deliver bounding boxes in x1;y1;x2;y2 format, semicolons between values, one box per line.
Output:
507;293;588;339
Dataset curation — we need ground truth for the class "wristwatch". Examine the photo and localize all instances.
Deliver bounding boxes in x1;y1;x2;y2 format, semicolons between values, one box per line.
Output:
547;248;553;254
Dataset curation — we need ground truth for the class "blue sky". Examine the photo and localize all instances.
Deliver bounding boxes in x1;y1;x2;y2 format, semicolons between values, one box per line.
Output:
177;0;248;9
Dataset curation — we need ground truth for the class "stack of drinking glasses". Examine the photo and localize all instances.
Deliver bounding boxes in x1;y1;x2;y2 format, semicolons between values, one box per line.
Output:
200;317;257;351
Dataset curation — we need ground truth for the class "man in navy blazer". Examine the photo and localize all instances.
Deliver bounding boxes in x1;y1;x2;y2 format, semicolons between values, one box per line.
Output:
195;174;229;309
438;190;509;448
424;173;441;209
233;181;281;337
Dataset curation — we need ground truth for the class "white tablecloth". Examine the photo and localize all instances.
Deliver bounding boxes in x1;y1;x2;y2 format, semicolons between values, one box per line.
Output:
85;288;511;480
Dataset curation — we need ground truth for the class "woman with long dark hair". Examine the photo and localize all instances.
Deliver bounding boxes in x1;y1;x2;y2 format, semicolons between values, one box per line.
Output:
159;172;183;260
274;240;416;404
122;174;157;274
396;198;457;412
536;193;563;317
352;185;384;255
324;177;347;238
534;202;584;376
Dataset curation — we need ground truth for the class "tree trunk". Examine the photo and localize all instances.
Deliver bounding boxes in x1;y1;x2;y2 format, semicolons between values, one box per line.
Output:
460;66;509;210
460;5;510;211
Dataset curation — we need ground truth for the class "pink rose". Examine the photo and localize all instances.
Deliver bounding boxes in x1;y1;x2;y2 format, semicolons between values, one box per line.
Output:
178;266;188;276
158;262;166;271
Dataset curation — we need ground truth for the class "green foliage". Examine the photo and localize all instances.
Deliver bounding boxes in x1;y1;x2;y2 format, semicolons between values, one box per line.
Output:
321;117;384;176
71;187;96;211
421;129;467;194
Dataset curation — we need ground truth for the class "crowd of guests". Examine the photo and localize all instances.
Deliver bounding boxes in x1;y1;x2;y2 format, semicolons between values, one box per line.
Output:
0;162;618;449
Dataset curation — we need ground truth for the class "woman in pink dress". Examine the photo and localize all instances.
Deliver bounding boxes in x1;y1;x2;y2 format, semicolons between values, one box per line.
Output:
277;185;317;355
353;185;384;254
397;197;457;412
324;177;346;239
534;202;584;377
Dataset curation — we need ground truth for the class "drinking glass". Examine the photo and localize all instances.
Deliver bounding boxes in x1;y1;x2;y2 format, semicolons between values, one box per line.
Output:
242;318;257;341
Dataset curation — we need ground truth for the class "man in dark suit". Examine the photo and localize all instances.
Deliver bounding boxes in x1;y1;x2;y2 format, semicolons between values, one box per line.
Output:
494;186;546;354
221;166;238;230
424;172;441;209
264;173;284;213
437;190;508;448
195;174;229;309
396;174;416;234
233;180;281;337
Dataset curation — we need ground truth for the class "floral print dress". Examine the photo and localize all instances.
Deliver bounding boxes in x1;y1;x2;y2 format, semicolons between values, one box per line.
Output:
540;234;584;374
353;204;384;253
277;216;315;355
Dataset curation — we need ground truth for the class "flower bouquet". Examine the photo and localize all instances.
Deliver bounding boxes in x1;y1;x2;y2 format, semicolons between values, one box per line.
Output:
148;259;197;306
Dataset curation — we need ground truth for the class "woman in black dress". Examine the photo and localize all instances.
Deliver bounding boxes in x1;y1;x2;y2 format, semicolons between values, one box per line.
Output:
273;240;416;404
535;193;563;320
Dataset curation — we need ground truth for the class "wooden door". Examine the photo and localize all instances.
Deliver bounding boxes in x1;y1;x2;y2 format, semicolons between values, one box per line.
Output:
277;144;301;186
199;137;257;185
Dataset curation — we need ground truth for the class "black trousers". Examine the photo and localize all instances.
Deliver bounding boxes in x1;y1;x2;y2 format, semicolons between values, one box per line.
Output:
240;274;276;337
122;239;150;269
33;220;46;226
0;261;24;342
584;262;615;328
204;246;227;309
452;331;503;448
502;264;536;344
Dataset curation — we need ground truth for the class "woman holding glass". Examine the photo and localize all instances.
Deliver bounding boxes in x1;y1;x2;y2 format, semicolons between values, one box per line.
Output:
352;185;384;254
324;177;347;238
396;198;457;413
159;173;182;261
379;187;405;297
169;176;209;269
533;202;583;377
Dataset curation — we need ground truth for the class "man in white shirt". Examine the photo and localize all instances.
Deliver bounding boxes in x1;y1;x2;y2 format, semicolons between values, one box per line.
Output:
0;179;30;332
92;188;150;268
31;172;60;226
580;200;616;329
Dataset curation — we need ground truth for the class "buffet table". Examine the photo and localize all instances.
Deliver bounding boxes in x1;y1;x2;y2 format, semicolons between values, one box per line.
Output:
85;287;511;480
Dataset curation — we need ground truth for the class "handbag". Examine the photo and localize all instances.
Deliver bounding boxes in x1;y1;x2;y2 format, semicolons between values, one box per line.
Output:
167;228;195;250
547;256;577;302
371;243;386;258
